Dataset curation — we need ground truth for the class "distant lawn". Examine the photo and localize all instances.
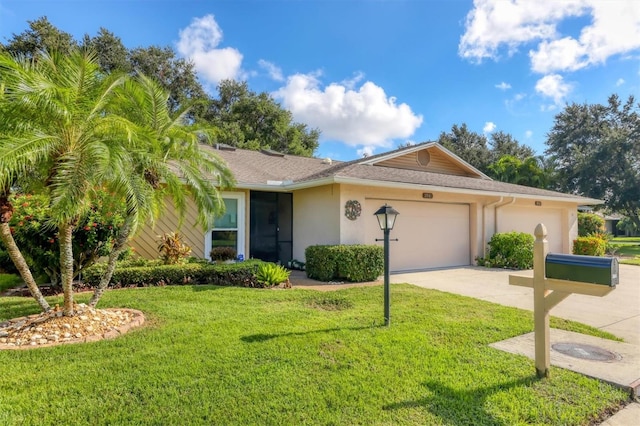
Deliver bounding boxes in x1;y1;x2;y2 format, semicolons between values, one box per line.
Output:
0;285;629;425
611;237;640;265
0;273;22;293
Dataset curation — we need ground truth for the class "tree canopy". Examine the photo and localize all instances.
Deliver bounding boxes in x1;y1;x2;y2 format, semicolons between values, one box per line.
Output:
545;94;640;228
1;17;320;157
436;123;547;187
203;80;319;156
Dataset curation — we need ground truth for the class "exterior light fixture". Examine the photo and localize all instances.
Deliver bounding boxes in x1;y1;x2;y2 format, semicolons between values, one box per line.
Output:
374;204;399;326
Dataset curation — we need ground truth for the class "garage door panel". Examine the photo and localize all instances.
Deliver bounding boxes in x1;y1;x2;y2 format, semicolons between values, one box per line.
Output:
366;200;470;271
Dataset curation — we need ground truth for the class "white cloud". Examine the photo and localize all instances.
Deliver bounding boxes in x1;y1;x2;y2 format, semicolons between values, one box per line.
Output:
616;78;626;86
273;73;423;148
525;130;533;138
495;82;511;90
258;59;284;82
483;121;497;133
341;72;365;90
177;15;243;85
460;0;640;74
357;146;375;158
535;74;572;105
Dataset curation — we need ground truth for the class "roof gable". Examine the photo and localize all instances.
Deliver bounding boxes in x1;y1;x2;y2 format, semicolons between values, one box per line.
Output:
359;142;489;179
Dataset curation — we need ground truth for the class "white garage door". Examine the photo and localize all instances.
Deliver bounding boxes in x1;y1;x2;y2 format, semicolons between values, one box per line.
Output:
366;200;470;272
498;206;563;253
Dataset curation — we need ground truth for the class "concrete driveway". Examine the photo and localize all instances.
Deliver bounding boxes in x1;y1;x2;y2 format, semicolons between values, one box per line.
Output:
391;264;640;345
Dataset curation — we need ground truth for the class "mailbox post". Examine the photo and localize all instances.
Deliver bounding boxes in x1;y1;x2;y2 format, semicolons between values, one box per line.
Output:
509;223;617;378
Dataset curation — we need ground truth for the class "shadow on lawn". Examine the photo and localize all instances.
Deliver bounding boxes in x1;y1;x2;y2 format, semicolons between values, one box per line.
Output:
383;376;539;426
241;324;381;343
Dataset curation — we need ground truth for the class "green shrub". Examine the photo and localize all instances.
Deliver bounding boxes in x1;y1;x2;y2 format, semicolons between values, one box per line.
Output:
578;212;604;236
0;193;125;284
255;263;290;287
477;232;534;269
83;259;265;288
573;236;606;256
210;246;237;262
305;244;383;282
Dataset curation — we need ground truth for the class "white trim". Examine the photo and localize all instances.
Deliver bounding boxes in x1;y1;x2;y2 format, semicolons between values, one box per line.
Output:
231;176;602;205
204;192;246;260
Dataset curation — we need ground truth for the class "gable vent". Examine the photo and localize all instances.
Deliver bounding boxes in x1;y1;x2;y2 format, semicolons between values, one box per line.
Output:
416;150;431;167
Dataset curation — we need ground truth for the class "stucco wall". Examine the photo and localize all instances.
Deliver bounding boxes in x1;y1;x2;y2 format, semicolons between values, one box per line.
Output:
292;184;340;261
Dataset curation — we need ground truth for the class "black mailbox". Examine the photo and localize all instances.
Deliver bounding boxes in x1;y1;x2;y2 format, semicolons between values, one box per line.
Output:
545;253;618;287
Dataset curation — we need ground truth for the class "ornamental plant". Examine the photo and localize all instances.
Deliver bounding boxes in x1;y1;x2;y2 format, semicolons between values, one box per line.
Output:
0;193;125;286
254;263;290;287
573;236;607;256
210;246;237;262
158;232;192;265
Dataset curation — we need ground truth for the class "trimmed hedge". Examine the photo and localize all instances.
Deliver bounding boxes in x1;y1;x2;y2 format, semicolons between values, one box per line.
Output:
82;259;268;288
305;244;383;282
573;236;607;256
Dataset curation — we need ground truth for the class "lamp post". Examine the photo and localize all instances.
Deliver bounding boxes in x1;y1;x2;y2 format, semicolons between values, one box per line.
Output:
374;204;399;326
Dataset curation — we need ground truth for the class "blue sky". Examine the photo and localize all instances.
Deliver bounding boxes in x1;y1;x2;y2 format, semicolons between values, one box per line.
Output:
1;0;639;161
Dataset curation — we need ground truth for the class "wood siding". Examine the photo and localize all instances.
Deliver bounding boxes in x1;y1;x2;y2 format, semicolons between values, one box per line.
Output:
129;196;205;259
376;148;473;176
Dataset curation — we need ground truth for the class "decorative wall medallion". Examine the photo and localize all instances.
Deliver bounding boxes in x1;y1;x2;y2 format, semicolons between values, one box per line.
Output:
344;200;362;221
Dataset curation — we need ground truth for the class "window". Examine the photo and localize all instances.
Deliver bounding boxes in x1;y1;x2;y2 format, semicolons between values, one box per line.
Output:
205;193;245;260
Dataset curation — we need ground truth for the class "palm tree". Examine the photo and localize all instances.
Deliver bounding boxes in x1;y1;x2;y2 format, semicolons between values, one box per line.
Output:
88;74;234;308
0;49;149;315
1;50;234;315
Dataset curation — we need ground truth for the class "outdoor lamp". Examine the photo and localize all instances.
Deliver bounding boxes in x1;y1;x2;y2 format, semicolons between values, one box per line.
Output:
374;204;399;326
374;204;399;231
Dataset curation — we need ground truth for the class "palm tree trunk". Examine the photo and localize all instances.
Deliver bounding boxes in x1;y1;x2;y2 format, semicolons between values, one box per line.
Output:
88;218;132;308
0;222;51;312
59;221;75;316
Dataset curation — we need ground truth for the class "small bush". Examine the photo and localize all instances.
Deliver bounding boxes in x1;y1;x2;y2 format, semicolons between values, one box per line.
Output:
157;232;191;265
210;246;237;262
578;212;604;237
477;232;534;269
255;263;290;287
305;244;383;282
573;236;606;256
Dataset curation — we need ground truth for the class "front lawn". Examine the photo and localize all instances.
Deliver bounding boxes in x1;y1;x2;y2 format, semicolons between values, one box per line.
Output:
0;285;629;425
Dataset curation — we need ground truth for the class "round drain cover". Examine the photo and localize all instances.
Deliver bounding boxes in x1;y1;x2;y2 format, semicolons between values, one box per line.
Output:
552;342;620;362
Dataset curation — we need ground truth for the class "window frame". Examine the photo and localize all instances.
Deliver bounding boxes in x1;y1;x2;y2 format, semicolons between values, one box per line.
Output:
204;192;245;261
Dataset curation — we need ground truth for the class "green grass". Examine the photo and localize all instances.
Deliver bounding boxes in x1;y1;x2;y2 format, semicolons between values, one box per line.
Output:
611;237;640;265
0;273;22;293
0;285;629;425
612;237;640;243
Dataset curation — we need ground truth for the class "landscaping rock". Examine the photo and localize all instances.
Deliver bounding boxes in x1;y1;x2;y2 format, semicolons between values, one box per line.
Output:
0;304;145;350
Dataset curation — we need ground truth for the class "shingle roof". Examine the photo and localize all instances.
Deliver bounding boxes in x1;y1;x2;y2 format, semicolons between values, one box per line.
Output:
205;145;341;185
206;144;600;203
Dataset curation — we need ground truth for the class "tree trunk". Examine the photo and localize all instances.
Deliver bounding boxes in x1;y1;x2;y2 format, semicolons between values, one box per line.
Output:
0;222;51;312
88;218;132;308
58;221;75;316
